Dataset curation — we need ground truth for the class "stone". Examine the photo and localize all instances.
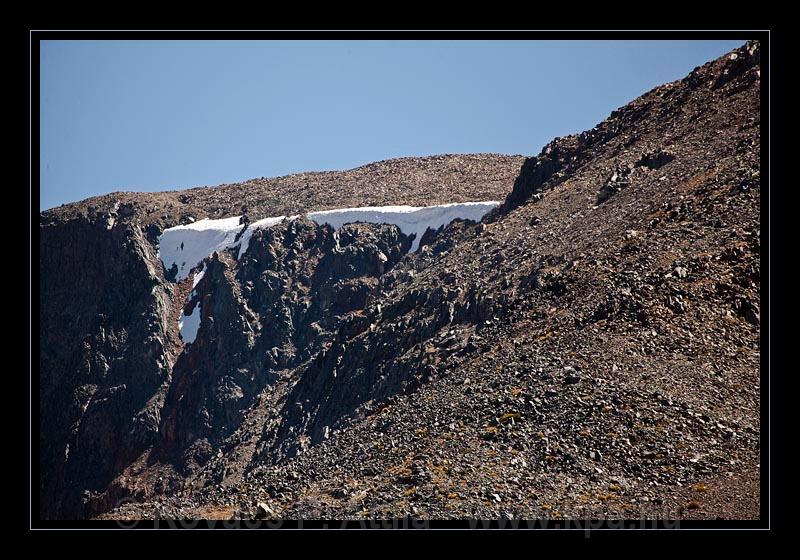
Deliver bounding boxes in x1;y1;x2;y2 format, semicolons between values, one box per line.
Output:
256;502;274;518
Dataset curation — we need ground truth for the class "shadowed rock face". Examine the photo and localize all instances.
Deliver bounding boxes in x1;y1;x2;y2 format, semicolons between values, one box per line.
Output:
158;219;414;462
39;216;178;518
40;41;762;521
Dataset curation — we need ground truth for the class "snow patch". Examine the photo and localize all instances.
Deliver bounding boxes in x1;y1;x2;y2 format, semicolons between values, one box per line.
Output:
308;202;500;252
157;202;499;279
158;216;244;281
179;301;202;344
191;266;206;290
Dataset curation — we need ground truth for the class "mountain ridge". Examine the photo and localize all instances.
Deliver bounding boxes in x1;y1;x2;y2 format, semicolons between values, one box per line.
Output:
41;153;525;229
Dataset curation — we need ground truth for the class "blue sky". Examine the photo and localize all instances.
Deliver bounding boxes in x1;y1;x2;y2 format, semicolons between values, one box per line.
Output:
39;39;743;210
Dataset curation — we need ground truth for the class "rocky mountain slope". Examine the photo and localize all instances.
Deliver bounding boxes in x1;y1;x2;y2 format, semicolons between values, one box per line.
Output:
39;155;524;520
39;42;761;521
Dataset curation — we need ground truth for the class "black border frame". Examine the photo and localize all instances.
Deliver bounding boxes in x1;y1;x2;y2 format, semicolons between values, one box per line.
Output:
22;28;772;540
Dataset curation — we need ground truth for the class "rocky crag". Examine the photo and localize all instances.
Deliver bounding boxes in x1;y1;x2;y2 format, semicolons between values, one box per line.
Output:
39;42;761;521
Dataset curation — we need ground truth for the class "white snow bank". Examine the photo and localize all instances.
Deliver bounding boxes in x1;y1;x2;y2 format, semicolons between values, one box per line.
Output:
179;301;202;344
191;266;205;290
308;201;500;252
158;202;499;279
159;216;243;281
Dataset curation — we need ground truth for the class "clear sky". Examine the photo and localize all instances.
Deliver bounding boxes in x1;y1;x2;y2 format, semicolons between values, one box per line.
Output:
39;39;743;210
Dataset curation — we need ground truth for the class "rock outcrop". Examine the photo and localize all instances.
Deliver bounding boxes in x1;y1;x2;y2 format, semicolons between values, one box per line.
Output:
39;215;179;518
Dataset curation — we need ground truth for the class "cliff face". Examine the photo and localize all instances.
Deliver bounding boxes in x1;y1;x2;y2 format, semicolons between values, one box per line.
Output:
39;155;522;519
39;217;178;518
39;42;762;521
158;219;414;459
